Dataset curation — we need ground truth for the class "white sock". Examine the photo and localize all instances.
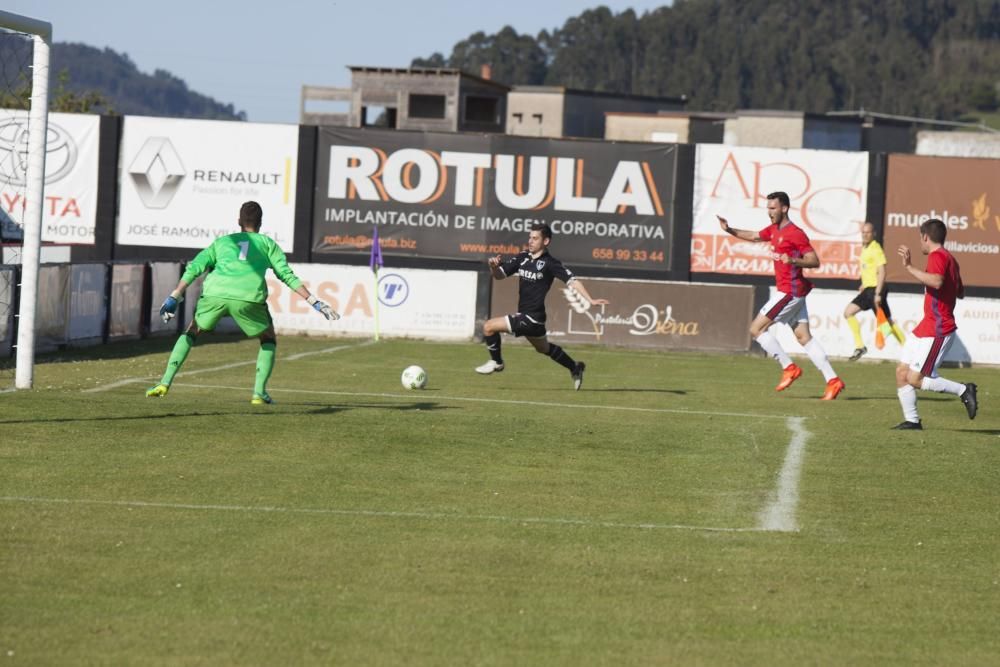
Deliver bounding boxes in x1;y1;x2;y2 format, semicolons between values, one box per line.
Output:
803;338;837;382
755;330;792;368
920;376;965;396
897;385;920;423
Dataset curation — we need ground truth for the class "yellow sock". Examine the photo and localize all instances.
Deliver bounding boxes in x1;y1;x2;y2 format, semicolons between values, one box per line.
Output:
846;316;864;348
891;323;905;343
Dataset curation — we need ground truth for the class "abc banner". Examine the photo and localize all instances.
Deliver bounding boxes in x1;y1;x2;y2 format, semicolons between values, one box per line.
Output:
312;128;677;270
883;155;1000;288
267;263;477;340
0;111;99;244
691;145;869;278
491;277;754;351
117;117;298;251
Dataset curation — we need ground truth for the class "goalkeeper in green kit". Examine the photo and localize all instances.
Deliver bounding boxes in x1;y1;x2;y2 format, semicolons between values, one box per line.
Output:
146;201;339;404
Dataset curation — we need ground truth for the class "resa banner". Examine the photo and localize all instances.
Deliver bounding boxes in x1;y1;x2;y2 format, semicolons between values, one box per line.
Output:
117;117;298;251
268;263;477;340
0;111;99;244
883;154;1000;288
691;145;869;278
312;128;677;271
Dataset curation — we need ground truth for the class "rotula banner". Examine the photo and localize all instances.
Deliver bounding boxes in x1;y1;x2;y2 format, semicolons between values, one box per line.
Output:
883;154;1000;288
691;145;869;279
312;128;677;271
491;277;754;351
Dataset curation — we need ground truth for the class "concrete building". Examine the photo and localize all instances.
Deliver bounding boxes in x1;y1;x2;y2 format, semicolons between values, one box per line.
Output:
605;111;731;143
507;86;686;139
300;67;509;133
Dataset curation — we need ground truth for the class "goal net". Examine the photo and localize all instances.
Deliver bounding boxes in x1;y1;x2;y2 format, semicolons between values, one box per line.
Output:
0;10;51;390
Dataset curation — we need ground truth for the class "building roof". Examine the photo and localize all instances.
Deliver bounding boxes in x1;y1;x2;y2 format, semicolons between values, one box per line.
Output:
347;66;510;90
511;85;686;105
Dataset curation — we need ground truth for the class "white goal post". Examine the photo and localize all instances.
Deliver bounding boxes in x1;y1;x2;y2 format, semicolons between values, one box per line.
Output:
0;10;51;389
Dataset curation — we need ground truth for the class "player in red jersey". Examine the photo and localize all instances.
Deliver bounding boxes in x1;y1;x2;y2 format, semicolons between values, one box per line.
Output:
717;191;845;400
892;218;977;430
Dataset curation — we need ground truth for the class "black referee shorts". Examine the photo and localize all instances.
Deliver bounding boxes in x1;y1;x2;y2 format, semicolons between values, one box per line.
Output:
850;287;893;319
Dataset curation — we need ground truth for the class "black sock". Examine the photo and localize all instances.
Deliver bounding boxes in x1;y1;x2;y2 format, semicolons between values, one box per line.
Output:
485;333;503;364
547;344;576;371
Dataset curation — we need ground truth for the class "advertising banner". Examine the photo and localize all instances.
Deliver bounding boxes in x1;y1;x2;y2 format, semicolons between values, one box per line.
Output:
691;145;869;279
108;264;144;338
149;262;181;335
768;287;1000;365
67;264;107;343
491;277;754;351
0;267;14;357
36;265;70;351
883;154;1000;288
117;117;298;251
268;263;477;340
0;111;100;244
312;128;677;271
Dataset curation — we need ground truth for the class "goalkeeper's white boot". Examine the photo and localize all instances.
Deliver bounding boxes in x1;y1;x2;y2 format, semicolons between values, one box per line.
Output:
475;360;504;374
251;391;273;405
146;384;169;398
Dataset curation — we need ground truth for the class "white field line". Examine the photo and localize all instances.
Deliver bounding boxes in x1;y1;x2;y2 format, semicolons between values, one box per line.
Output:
757;416;810;532
166;382;797;421
82;340;375;393
0;496;764;533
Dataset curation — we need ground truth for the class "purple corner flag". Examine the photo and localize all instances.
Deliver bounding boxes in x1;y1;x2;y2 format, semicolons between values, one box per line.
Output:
369;226;384;273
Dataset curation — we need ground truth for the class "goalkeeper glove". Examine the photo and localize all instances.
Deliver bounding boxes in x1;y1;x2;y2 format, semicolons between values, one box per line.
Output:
159;293;183;323
308;296;340;321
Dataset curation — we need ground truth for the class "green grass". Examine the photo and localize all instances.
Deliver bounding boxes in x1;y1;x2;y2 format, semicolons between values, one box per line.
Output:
1;335;998;665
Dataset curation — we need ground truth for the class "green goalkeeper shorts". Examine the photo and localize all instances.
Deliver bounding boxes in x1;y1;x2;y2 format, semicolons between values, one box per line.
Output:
194;296;273;337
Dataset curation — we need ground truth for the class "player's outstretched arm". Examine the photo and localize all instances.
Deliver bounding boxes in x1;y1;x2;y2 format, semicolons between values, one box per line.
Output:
293;285;340;321
898;245;944;289
568;279;609;306
159;279;190;323
717;215;762;242
487;255;506;280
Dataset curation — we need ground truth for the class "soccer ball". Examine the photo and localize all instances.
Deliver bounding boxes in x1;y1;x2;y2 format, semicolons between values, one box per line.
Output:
401;365;427;390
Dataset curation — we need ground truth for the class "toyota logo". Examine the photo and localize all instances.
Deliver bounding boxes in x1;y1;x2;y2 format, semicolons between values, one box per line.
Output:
0;117;78;187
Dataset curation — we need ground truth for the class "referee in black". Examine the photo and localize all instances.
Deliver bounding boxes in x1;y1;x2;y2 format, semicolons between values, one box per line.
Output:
475;223;609;390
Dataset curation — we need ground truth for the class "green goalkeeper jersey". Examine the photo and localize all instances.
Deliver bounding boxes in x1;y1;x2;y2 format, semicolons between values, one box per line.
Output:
182;232;302;303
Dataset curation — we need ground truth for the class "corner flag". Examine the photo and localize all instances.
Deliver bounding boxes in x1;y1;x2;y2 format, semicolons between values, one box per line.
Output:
875;306;891;350
370;227;383;340
370;226;384;274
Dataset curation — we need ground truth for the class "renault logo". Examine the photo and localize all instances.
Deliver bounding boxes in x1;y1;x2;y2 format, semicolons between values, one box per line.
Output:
129;137;186;208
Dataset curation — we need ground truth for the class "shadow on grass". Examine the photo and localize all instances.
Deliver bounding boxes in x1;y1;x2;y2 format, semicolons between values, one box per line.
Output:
952;428;1000;436
0;401;453;425
587;388;689;395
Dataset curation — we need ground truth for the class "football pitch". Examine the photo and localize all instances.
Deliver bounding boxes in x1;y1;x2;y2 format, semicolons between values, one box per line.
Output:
1;335;997;665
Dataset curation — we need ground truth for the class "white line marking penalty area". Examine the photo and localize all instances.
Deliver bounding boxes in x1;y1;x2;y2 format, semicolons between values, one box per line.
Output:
0;496;764;534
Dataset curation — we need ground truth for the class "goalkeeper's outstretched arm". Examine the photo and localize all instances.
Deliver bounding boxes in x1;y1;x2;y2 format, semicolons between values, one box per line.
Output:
293;285;340;321
158;279;191;323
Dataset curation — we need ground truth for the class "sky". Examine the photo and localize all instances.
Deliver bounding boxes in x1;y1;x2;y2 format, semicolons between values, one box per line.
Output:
12;1;671;125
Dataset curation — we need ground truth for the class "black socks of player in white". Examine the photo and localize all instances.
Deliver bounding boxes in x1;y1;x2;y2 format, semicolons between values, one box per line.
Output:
547;344;577;371
485;333;503;364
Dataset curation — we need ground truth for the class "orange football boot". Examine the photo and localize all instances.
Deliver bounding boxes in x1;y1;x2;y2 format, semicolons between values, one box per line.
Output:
821;377;846;400
775;363;802;392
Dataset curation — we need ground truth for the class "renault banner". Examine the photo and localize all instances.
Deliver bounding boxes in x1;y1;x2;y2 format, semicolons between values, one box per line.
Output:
691;145;869;279
117;117;298;251
312;128;677;271
883;154;1000;288
0;111;100;244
